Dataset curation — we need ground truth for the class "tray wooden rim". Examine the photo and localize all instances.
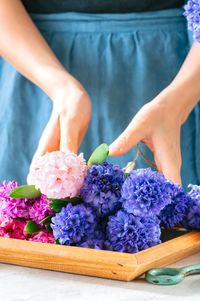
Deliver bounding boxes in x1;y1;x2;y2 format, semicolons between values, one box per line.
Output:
0;231;200;281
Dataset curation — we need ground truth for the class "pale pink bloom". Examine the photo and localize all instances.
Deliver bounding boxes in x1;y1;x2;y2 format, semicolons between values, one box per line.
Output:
28;151;87;199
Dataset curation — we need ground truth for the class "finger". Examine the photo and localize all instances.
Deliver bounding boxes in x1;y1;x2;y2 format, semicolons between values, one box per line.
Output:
29;112;60;170
109;123;142;156
60;116;79;153
153;135;182;185
78;121;90;148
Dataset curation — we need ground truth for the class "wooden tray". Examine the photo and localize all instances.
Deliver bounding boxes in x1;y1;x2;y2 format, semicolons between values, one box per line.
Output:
0;230;200;281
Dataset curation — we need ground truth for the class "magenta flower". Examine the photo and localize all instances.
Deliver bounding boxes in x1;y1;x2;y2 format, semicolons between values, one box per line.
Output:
0;218;27;240
28;151;87;199
29;194;52;223
29;231;54;243
0;181;30;219
0;191;26;240
0;181;52;223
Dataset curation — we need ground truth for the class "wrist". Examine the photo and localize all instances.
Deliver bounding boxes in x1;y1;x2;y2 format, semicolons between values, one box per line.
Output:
155;85;199;124
38;67;84;101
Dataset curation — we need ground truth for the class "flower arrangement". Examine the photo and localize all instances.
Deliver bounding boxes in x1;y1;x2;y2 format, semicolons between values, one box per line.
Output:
0;144;199;253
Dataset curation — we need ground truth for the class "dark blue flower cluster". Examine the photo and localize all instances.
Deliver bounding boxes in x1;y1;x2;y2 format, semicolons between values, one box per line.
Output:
159;184;189;228
107;210;161;253
183;185;200;229
121;168;172;217
81;162;125;217
78;239;111;250
184;0;200;42
51;203;97;245
51;162;200;253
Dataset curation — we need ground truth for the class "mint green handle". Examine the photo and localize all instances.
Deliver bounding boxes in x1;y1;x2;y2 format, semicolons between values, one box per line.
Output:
145;264;200;285
180;264;200;276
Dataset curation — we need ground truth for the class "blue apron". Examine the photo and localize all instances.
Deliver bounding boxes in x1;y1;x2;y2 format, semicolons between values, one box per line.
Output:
0;8;199;188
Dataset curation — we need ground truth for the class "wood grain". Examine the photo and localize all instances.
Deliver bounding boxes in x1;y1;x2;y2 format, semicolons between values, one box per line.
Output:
0;231;200;281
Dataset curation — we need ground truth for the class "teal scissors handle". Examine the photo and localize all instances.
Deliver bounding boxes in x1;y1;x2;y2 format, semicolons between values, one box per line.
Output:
145;264;200;285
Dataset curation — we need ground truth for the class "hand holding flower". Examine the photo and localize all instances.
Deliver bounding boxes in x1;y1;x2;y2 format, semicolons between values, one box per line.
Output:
109;90;183;184
110;43;200;185
29;77;91;177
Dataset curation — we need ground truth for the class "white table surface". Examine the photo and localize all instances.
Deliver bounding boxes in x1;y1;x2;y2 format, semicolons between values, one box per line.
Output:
0;253;199;301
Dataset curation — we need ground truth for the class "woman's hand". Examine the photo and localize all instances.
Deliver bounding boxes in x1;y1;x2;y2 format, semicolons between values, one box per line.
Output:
28;78;91;173
109;89;186;185
0;0;91;180
110;42;200;185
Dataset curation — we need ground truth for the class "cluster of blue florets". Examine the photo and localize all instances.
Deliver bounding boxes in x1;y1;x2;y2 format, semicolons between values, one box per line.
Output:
159;184;189;228
51;163;200;254
184;0;200;43
121;168;172;217
51;203;97;245
107;211;161;253
80;162;125;217
182;185;200;229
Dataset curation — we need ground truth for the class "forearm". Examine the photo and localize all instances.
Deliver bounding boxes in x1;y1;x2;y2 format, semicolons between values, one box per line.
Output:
0;0;74;100
164;42;200;123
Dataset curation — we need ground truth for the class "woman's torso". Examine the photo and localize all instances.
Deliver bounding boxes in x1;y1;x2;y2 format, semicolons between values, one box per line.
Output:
1;0;198;188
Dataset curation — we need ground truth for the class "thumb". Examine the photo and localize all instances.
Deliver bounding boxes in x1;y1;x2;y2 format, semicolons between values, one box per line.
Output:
27;111;60;177
109;124;142;156
60;116;79;154
153;135;182;185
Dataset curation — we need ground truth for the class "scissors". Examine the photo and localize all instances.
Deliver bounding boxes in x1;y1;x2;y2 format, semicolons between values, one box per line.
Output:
145;264;200;285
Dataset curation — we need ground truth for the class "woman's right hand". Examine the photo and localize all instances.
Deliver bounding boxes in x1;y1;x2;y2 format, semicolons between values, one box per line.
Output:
28;78;91;176
0;0;91;180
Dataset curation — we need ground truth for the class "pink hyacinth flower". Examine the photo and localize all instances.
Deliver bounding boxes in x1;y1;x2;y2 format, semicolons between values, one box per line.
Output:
28;151;87;199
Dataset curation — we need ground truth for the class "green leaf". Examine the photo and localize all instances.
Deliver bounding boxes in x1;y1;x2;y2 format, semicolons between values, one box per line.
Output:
50;196;83;213
25;221;40;234
9;185;41;199
45;223;52;232
87;143;109;167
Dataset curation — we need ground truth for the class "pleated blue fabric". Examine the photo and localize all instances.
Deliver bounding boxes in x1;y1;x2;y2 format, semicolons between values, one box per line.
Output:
0;8;199;187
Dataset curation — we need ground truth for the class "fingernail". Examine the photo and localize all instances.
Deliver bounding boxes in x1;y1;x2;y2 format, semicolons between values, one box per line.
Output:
109;144;119;154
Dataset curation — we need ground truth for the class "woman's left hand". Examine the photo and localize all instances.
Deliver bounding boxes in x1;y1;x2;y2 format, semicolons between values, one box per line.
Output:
110;43;200;184
109;89;186;184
